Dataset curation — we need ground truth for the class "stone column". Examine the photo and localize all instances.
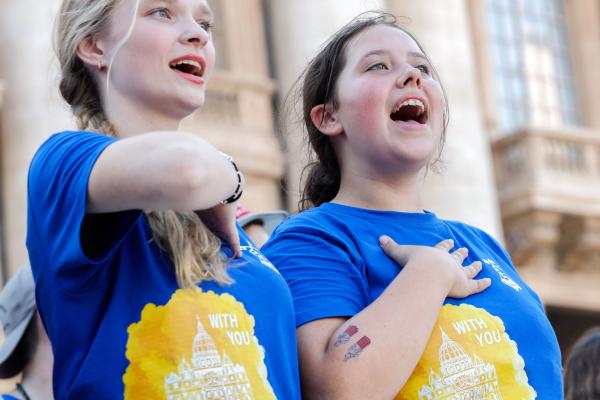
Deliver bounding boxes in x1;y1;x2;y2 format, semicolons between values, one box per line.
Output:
0;79;5;281
564;0;600;130
0;0;74;276
265;0;385;212
386;0;502;239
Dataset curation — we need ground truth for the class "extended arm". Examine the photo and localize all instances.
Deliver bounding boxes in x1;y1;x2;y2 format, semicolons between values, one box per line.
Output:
87;131;240;213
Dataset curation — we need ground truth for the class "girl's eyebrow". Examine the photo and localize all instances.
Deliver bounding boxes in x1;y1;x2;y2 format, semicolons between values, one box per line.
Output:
359;50;428;62
143;0;213;17
143;0;173;4
408;51;428;62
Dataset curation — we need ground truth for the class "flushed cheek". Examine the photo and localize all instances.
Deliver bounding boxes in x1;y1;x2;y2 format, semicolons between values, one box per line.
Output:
342;86;387;133
424;84;444;127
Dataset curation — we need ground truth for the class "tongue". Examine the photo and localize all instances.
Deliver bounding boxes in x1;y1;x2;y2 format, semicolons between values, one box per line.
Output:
392;105;421;122
171;64;196;76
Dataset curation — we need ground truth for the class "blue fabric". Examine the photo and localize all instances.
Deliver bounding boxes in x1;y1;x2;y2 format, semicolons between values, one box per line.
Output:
27;131;300;400
0;395;20;400
263;202;563;398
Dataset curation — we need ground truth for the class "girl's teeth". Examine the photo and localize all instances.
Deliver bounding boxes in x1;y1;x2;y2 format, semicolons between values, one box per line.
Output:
171;60;201;69
393;99;425;115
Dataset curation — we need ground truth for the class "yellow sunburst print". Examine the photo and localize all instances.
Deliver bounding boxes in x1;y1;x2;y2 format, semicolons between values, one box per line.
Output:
396;304;536;400
123;288;276;399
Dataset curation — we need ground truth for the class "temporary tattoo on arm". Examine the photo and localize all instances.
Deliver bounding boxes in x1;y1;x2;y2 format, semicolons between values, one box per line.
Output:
334;325;359;347
343;336;372;362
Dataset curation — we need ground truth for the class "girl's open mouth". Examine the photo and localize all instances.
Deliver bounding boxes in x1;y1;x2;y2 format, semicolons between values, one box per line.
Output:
390;98;428;125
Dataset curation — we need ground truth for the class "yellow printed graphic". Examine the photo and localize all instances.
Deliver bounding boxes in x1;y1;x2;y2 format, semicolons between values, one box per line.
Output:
396;304;536;400
123;288;276;399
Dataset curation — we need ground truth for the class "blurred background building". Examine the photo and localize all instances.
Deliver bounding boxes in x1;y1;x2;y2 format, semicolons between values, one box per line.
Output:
0;0;598;363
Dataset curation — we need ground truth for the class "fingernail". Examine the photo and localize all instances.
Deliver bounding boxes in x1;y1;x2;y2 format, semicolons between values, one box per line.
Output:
379;235;390;246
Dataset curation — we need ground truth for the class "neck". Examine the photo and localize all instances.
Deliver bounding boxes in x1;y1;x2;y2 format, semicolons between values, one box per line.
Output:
334;167;425;212
103;91;181;137
19;330;54;399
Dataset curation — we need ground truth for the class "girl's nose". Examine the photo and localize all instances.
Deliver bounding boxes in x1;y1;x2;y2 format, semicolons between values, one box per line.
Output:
397;66;422;88
180;21;210;47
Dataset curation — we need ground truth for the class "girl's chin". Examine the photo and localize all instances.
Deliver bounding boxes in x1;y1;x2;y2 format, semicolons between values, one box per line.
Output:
159;95;206;117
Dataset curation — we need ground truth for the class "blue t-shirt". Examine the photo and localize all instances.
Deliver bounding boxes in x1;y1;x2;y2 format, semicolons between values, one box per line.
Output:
262;202;562;399
26;131;300;399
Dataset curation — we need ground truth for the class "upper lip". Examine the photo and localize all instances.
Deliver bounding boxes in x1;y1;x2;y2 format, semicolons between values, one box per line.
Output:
168;54;206;77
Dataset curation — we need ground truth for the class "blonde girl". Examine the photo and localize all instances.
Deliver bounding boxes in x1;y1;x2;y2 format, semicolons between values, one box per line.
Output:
26;0;300;398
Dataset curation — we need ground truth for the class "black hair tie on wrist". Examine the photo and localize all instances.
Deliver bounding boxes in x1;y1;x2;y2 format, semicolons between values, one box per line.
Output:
16;383;31;400
220;152;243;204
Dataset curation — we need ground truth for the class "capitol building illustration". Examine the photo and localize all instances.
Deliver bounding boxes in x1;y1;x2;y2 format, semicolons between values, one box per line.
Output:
164;316;253;400
417;330;503;400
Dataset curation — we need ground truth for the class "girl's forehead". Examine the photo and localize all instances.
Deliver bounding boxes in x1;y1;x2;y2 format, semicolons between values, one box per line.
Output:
345;25;421;59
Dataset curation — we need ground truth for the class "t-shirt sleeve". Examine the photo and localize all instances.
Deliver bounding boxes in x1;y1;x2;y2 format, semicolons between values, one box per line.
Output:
262;224;369;327
26;131;140;290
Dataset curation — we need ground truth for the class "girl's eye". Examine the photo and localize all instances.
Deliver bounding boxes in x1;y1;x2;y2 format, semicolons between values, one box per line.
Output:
416;64;430;75
367;62;388;71
151;8;171;19
198;21;214;32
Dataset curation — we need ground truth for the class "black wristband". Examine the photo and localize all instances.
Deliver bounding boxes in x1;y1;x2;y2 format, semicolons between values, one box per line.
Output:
220;152;243;204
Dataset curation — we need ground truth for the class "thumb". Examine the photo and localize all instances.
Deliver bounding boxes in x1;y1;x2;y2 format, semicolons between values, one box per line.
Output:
228;224;241;258
379;235;412;265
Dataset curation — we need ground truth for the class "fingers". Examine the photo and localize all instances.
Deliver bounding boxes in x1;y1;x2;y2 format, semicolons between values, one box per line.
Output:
435;239;454;251
227;227;242;258
469;277;492;294
451;247;468;264
463;261;483;279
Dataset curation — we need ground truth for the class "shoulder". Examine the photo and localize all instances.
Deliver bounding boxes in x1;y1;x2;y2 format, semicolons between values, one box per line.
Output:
31;131;115;169
261;205;368;279
266;205;355;249
443;219;502;245
270;203;373;237
37;130;112;151
442;218;515;265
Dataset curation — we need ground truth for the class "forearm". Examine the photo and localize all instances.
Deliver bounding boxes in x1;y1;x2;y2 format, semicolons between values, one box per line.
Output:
87;131;240;213
304;261;452;400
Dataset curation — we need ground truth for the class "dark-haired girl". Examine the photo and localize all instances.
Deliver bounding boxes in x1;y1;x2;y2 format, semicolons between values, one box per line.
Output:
263;12;562;399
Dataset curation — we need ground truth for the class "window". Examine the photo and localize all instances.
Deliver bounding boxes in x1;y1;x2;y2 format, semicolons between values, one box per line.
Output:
486;0;577;132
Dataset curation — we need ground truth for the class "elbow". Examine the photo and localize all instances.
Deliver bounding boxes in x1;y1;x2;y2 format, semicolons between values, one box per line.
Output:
302;359;404;400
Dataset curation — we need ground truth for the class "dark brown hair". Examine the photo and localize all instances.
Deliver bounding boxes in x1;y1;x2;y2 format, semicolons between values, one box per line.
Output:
565;327;600;400
292;11;449;210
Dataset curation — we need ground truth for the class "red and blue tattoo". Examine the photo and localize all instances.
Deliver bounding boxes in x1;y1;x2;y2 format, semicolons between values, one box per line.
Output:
334;325;372;361
334;325;359;347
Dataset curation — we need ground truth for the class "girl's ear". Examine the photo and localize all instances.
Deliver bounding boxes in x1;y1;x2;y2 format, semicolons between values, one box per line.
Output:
310;104;343;136
76;35;107;71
